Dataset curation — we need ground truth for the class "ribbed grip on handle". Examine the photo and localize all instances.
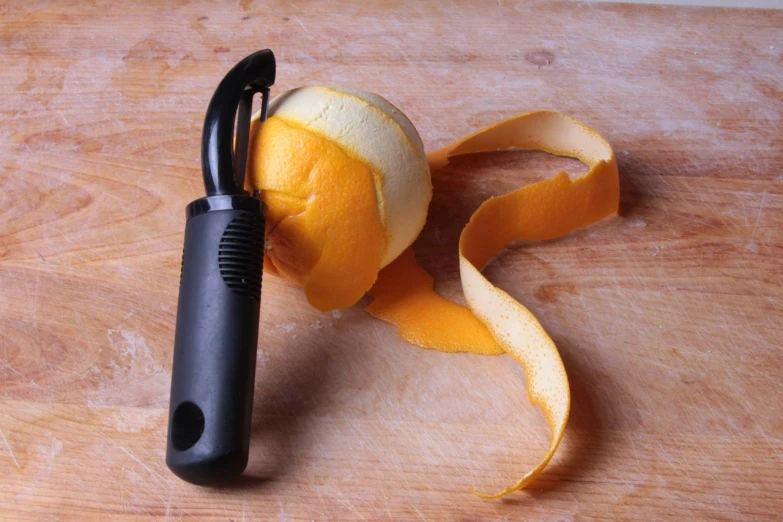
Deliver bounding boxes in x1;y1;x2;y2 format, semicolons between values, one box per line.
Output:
166;196;264;485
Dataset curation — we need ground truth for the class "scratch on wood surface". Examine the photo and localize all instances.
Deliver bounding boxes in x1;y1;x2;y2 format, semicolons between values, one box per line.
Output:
0;426;20;468
276;496;292;522
101;431;184;516
383;496;393;520
759;432;783;463
393;41;411;65
32;268;40;331
412;504;431;522
102;191;124;203
1;359;25;378
118;444;164;482
285;0;303;12
334;495;368;521
292;16;312;37
749;190;767;243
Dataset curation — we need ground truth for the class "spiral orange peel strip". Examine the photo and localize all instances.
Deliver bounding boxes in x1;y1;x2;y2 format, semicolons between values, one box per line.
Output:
367;110;619;498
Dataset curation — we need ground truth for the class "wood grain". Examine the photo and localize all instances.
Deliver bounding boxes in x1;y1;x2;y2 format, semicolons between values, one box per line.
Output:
1;0;781;520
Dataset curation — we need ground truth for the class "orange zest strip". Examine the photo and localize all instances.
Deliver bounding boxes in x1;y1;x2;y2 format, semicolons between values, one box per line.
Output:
368;110;619;498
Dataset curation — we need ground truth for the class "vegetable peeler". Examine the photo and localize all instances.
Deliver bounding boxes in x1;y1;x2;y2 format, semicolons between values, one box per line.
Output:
166;50;275;485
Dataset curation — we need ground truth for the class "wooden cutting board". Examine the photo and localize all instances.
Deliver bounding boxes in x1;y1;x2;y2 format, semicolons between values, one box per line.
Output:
1;1;781;519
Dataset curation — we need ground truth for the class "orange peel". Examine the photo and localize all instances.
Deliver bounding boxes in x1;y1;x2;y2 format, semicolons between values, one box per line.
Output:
369;111;618;497
249;91;619;498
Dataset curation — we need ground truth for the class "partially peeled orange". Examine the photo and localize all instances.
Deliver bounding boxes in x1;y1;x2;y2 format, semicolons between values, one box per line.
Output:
248;86;431;311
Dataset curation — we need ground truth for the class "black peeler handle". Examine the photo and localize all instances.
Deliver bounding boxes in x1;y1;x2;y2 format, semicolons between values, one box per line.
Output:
166;50;275;485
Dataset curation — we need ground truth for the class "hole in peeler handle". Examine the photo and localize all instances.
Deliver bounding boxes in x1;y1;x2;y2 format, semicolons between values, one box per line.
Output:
171;401;205;451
